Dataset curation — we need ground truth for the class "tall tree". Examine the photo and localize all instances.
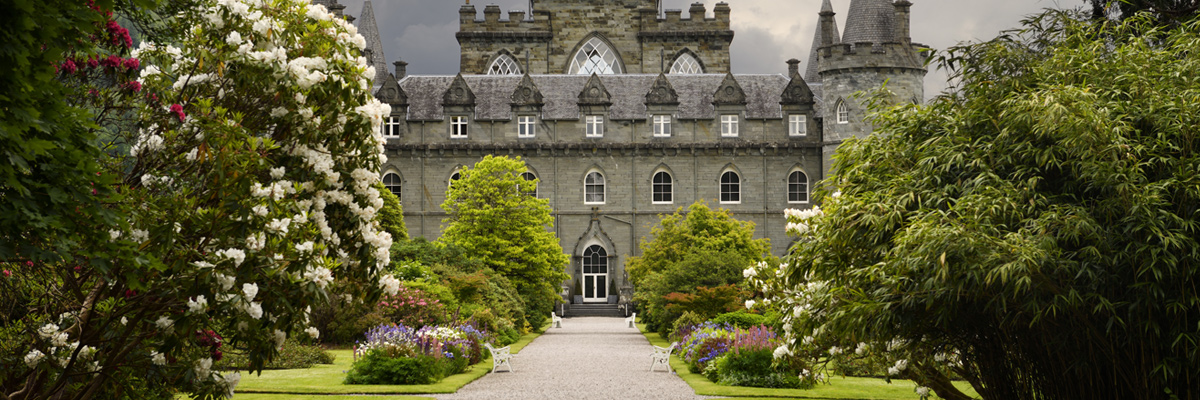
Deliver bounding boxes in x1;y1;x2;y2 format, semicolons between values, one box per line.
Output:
1089;0;1198;24
439;155;569;330
752;10;1200;400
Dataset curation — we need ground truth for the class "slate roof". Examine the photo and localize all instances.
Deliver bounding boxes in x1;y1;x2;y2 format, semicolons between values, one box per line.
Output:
396;74;793;122
842;0;896;46
805;0;840;83
357;1;390;86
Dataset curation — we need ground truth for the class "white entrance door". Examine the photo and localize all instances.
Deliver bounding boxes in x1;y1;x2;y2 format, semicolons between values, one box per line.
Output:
582;245;608;302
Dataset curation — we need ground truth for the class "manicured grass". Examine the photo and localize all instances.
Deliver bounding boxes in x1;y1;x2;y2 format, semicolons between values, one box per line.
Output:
234;326;544;395
638;323;978;400
233;395;434;400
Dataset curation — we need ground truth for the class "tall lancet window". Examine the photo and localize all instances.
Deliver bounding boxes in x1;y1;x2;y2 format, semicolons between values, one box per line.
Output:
670;53;703;74
569;37;623;75
488;54;522;75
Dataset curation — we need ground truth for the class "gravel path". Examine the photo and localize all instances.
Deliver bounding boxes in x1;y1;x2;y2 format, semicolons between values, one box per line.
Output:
436;317;711;400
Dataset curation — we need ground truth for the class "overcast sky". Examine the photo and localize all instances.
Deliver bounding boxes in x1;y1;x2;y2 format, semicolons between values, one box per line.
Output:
335;0;1084;98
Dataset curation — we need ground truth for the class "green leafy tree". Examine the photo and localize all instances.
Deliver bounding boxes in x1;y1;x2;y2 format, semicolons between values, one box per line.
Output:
438;155;568;331
1090;0;1197;24
376;182;408;242
627;202;770;333
751;10;1200;400
0;0;401;398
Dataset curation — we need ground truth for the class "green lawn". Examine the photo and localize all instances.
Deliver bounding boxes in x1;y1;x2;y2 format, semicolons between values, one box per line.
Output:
234;327;543;395
638;324;978;400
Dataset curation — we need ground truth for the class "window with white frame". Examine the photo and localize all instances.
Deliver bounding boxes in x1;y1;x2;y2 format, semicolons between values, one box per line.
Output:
652;171;672;204
789;114;807;137
721;114;739;137
383;172;402;199
652;115;672;137
450;116;468;138
488;54;522;75
520;171;538;197
518;116;536;138
788;170;809;203
585;115;604;138
584;171;605;204
669;53;703;74
720;170;740;203
384;116;403;138
569;37;623;75
836;101;849;124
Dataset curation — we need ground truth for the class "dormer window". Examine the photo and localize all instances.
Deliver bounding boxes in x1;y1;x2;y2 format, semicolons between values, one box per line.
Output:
518;116;536;138
789;115;807;137
585;115;604;138
450;116;468;138
721;115;739;137
653;115;672;137
384;116;402;138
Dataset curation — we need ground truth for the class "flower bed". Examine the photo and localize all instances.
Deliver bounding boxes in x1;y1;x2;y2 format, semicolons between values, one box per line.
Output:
345;323;490;385
677;322;812;389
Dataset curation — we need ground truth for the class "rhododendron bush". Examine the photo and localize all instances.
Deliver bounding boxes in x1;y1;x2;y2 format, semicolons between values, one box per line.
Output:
1;0;401;398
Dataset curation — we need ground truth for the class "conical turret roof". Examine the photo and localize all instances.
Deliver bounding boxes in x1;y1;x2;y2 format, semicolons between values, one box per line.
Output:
358;1;389;86
842;0;895;46
805;0;840;83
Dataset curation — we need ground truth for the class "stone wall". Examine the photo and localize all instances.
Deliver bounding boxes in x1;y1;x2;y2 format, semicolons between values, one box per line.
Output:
817;42;926;143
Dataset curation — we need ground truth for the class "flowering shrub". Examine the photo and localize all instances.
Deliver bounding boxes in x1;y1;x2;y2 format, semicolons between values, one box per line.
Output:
378;285;446;328
2;0;403;398
346;323;491;385
677;322;812;388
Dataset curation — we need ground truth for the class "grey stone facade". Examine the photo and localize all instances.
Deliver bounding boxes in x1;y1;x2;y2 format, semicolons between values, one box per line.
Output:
350;0;926;302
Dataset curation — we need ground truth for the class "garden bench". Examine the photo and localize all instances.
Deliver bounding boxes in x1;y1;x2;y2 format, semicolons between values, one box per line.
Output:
551;312;562;328
484;343;514;373
650;341;677;372
625;312;636;328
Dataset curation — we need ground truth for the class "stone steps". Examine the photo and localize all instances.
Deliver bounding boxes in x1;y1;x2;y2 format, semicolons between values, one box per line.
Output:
564;303;624;318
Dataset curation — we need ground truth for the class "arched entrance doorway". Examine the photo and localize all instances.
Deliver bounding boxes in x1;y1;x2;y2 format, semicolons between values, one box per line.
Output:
582;245;608;302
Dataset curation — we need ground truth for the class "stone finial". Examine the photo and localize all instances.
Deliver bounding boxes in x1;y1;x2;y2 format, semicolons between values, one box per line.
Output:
711;73;746;106
780;73;814;106
577;74;613;106
787;59;801;77
442;74;476;106
688;2;706;20
807;0;840;82
510;74;544;106
644;73;679;106
375;73;408;106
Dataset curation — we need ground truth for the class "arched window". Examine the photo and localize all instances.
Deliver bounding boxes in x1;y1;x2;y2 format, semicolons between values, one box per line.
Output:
836;100;849;124
720;171;740;204
488;53;522;75
520;171;538;197
584;171;605;204
383;172;402;200
788;170;809;203
448;171;462;189
669;53;703;74
652;171;672;204
582;245;608;299
569;37;623;75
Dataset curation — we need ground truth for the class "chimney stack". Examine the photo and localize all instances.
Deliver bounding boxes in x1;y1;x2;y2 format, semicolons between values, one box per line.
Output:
394;60;408;80
688;2;706;20
819;8;837;47
893;0;913;43
787;59;800;77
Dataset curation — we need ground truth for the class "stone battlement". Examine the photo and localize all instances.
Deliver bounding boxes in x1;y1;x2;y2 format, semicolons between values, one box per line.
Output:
817;41;927;72
458;2;729;34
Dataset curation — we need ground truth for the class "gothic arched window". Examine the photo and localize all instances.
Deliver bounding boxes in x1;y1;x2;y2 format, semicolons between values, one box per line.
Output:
488;53;522;75
836;100;850;124
720;170;741;204
383;172;402;200
788;170;809;203
569;37;623;75
584;171;606;204
670;53;703;74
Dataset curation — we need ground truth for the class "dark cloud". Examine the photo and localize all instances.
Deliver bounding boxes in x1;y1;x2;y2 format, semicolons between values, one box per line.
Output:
338;0;1071;96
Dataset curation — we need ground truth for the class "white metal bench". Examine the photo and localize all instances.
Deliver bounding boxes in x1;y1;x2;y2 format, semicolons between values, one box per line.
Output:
483;343;514;373
551;312;562;328
625;312;636;328
650;341;677;372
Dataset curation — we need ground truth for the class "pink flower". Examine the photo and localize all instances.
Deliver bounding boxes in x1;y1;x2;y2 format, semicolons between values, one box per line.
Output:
123;58;139;70
169;104;186;122
61;60;77;74
125;81;142;92
107;20;132;48
100;55;121;69
2;270;10;278
87;57;99;69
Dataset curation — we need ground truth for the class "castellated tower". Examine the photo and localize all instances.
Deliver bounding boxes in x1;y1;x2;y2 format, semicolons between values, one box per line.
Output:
456;0;733;75
816;0;926;145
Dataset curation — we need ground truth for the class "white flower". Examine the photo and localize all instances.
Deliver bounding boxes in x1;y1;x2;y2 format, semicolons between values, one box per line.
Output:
270;107;288;118
295;241;314;253
242;283;258;301
244;302;263;319
193;260;215;269
273;329;287;348
772;345;792;359
151;350;166;365
220;248;246;266
304;267;333;289
131;229;149;242
744;299;756;310
226;31;242;46
916;386;931;397
306;4;331;21
120;317;128;325
186;148;198;161
25;349;46;368
294;92;306;105
246;233;265;251
187;295;208;313
888;366;900;376
270;167;285;179
77;345;98;360
266;218;290;235
51;332;70;347
38;323;59;339
194;357;213;379
305;327;320;339
934;352;947;362
214;273;235;291
252;205;268;217
856;342;869;355
743;266;756;279
109;230;121;240
894;359;909;372
828;346;843;356
220;372;242;398
379;274;400;296
155;315;174;331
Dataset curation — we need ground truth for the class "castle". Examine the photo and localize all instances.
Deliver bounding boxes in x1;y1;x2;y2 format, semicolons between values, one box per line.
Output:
341;0;926;303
